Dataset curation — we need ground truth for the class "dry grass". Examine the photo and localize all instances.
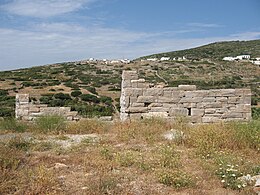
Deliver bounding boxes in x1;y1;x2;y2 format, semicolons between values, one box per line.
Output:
0;117;259;194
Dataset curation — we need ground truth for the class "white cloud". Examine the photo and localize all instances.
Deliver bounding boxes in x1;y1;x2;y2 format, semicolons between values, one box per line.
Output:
0;23;259;71
1;0;96;18
187;23;223;28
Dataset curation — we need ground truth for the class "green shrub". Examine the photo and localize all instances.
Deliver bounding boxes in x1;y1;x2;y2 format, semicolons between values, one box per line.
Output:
80;94;100;103
86;86;98;95
53;93;71;100
252;107;260;120
34;115;66;134
71;90;82;97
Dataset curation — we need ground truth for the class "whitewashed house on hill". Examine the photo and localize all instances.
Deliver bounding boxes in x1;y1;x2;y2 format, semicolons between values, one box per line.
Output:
160;57;170;61
236;55;250;60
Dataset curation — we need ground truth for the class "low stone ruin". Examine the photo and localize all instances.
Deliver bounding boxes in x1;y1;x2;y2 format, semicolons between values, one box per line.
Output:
15;94;79;121
120;71;251;123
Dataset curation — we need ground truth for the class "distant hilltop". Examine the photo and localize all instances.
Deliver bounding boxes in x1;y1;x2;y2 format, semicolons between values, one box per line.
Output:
138;39;260;61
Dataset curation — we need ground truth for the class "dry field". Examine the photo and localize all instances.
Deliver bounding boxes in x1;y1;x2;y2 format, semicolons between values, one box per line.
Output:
0;117;259;195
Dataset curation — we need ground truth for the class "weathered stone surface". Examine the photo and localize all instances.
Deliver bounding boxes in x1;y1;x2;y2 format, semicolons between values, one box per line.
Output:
203;97;216;102
150;107;170;112
137;96;156;103
131;89;143;97
122;70;138;80
142;112;168;118
183;103;197;108
169;108;188;116
228;97;242;104
157;97;180;103
205;109;216;114
221;89;236;97
204;102;222;108
148;103;163;107
132;103;145;107
143;88;163;96
222;112;243;118
191;109;204;116
127;107;148;113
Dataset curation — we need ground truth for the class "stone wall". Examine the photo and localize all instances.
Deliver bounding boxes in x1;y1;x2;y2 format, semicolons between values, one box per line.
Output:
16;94;79;121
120;71;251;123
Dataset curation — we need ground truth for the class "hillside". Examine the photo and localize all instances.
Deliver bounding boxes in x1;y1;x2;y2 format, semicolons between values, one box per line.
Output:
140;39;260;60
0;40;260;118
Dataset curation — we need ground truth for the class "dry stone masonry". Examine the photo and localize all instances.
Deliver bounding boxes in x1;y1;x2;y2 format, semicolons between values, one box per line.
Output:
16;94;79;121
120;71;252;123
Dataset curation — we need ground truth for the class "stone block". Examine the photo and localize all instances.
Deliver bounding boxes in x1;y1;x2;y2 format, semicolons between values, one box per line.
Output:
169;108;188;116
127;107;148;113
234;89;245;96
67;111;78;117
142;112;168;118
162;103;179;108
204;102;222;108
216;97;228;102
203;97;216;102
149;103;163;107
179;97;202;103
143;88;163;96
120;95;130;108
122;80;132;88
150;107;170;112
130;96;138;104
220;89;236;97
122;71;138;80
222;112;243;118
132;89;143;97
29;106;40;113
243;89;251;96
132;103;145;107
216;108;228;114
163;91;173;98
234;104;251;113
243;96;251;104
137;96;156;103
163;87;178;91
178;85;196;91
228;97;242;104
205;109;216;114
208;90;222;97
191;109;204;116
183;103;197;108
157;97;180;103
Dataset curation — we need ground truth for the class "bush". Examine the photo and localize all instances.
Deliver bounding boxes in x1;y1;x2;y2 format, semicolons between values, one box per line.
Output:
80;94;100;103
54;93;71;100
252;107;260;120
34;115;66;134
71;90;82;97
86;86;98;95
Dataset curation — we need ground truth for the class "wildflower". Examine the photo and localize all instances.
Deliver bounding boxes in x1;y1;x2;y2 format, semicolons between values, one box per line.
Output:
242;183;247;187
221;180;225;183
231;174;236;177
222;175;226;178
237;184;241;188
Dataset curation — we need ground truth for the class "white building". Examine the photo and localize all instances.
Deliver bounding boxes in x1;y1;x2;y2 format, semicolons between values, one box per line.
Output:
160;57;170;61
223;57;236;61
147;58;158;61
121;59;131;64
235;55;250;60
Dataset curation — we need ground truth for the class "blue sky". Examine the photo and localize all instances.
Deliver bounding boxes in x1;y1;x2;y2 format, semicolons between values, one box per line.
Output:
0;0;259;71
